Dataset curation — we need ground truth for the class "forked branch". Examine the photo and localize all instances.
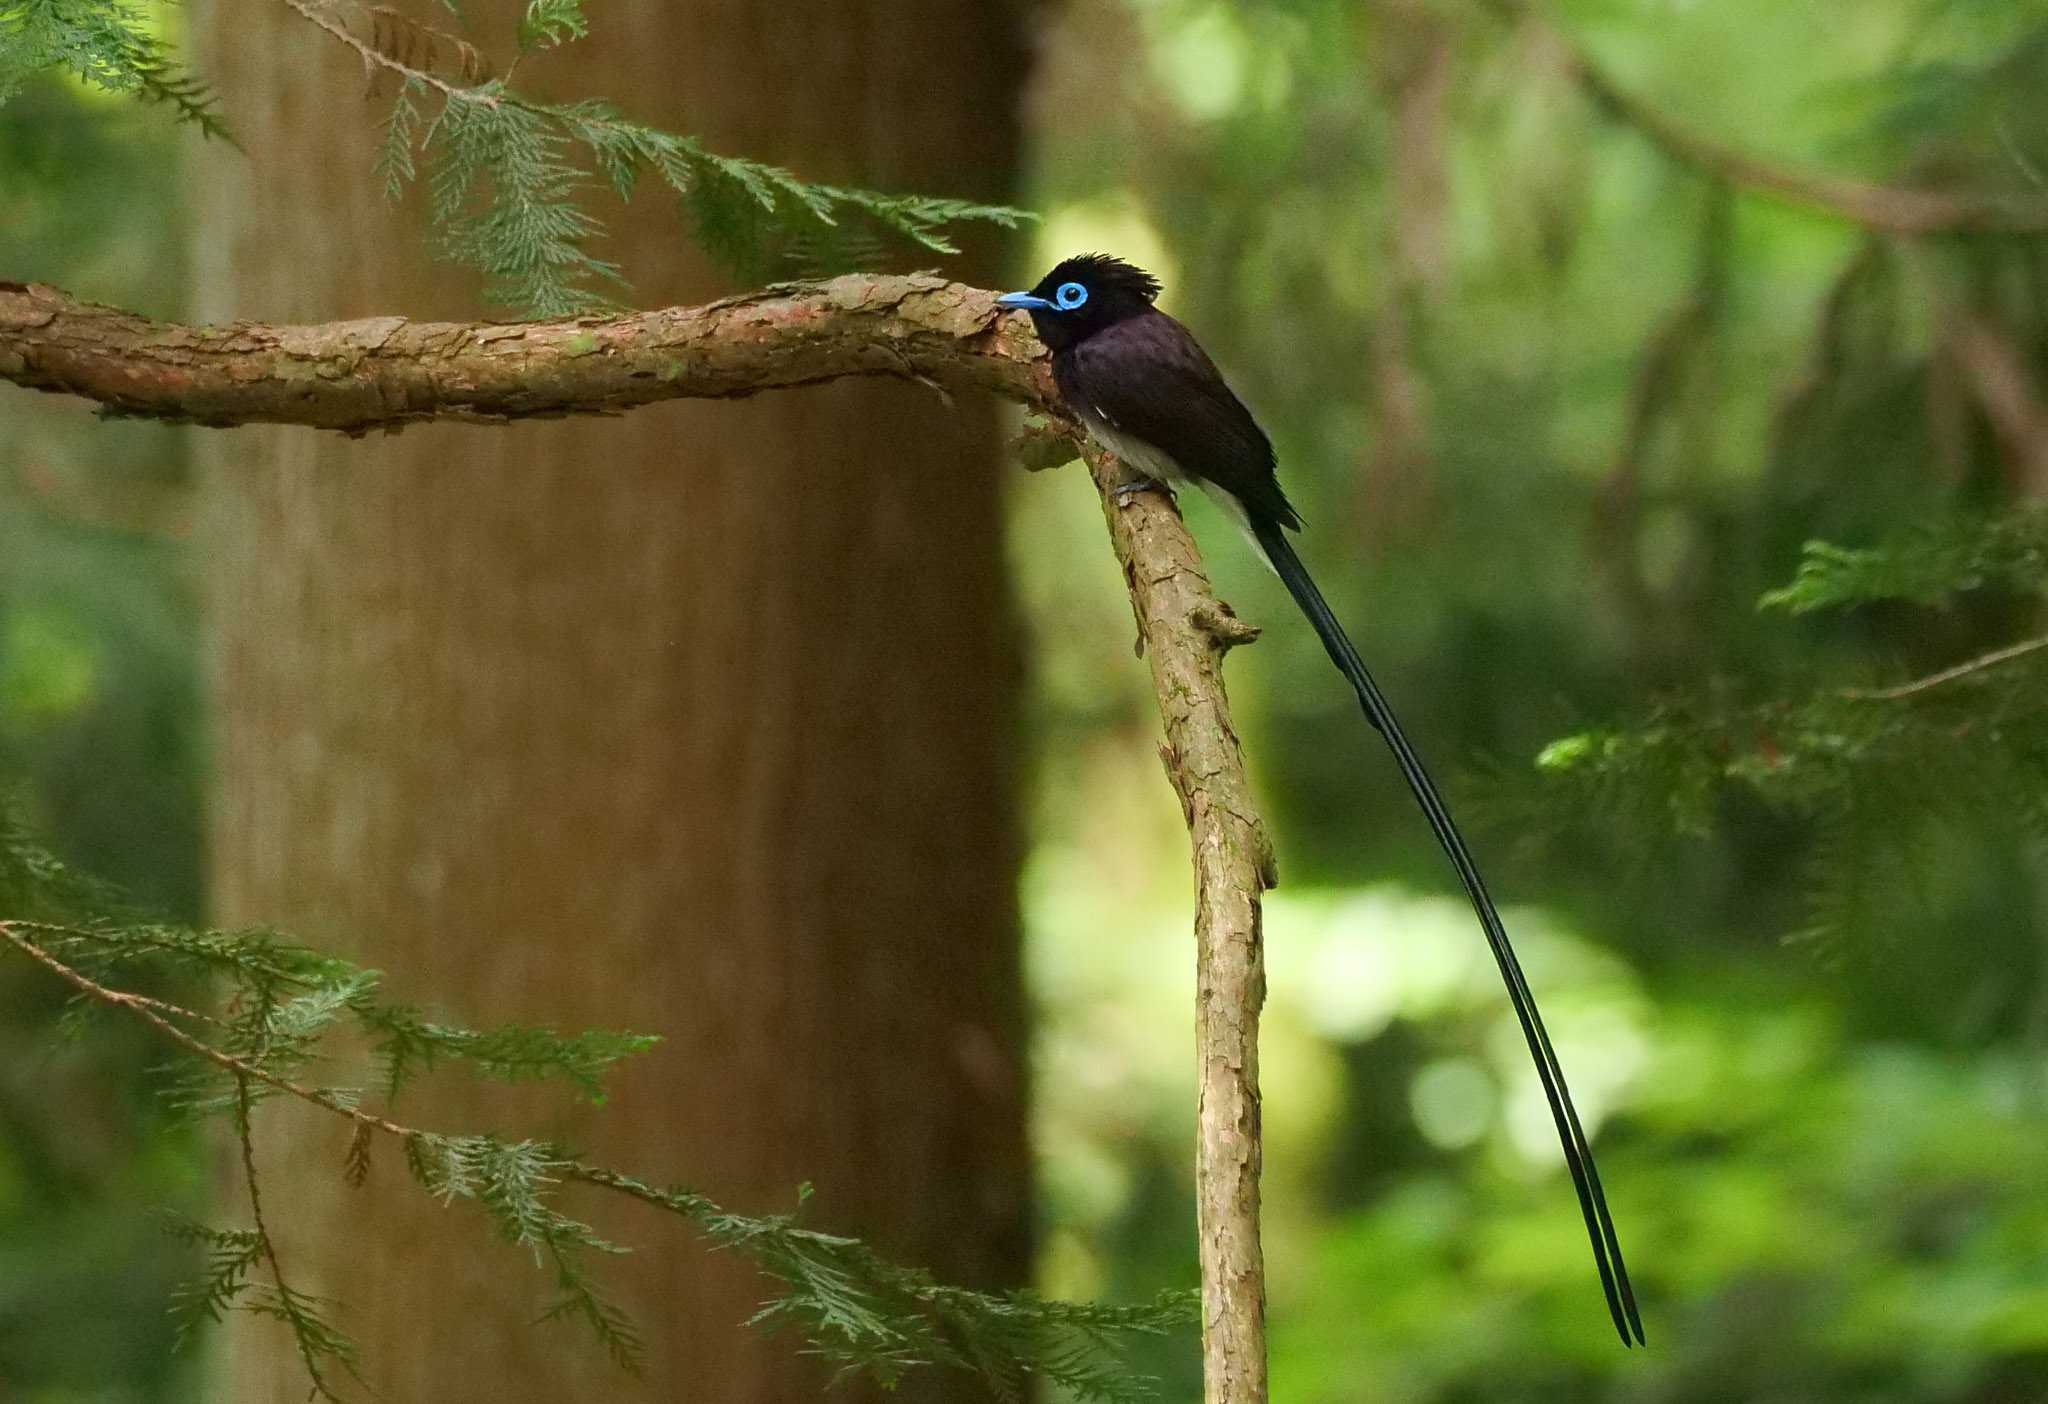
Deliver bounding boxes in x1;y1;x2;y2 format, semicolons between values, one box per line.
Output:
0;274;1276;1400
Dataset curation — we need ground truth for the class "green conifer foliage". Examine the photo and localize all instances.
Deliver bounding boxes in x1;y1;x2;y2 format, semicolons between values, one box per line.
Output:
0;805;1188;1401
1;0;1030;314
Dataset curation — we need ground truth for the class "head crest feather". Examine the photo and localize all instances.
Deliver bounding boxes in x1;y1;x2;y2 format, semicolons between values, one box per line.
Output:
1051;253;1162;303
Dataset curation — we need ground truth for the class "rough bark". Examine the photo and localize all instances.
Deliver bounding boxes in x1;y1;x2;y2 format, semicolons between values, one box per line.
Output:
0;276;1044;432
0;267;1284;1404
1081;455;1275;1404
5;12;1280;1394
191;4;1030;1402
0;258;1285;1404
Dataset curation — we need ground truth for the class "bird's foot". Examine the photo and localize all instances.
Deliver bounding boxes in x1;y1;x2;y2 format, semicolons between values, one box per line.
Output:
1112;475;1171;508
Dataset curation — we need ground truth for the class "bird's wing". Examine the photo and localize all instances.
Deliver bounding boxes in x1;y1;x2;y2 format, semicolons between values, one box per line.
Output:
1061;313;1302;531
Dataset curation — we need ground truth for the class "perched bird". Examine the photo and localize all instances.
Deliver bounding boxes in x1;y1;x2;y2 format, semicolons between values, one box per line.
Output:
998;254;1644;1347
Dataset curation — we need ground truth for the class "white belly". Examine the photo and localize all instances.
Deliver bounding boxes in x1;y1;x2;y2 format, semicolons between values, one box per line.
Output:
1078;411;1191;486
1077;410;1272;572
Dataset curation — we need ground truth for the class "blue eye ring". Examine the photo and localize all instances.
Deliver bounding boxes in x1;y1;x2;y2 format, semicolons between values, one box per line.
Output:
1054;281;1089;311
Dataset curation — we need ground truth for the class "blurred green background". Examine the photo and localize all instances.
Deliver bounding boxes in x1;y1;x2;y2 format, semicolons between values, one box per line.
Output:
8;0;2048;1399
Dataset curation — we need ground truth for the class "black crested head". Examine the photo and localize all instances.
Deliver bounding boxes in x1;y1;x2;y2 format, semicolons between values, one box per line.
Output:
1045;253;1163;303
996;253;1162;353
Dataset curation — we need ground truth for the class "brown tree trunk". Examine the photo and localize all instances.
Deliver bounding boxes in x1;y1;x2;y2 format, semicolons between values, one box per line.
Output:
191;5;1029;1400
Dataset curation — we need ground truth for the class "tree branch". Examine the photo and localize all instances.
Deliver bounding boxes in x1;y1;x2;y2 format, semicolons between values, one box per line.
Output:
2;918;1198;1394
1950;317;2048;497
1083;466;1274;1404
1841;633;2048;701
280;0;494;99
0;274;1275;1397
0;275;1045;434
1490;0;2048;236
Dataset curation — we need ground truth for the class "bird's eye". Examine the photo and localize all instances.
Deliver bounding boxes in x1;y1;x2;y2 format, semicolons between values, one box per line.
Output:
1055;281;1089;310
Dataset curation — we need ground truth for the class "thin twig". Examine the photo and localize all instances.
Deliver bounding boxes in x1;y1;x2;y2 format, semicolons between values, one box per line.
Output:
1950;318;2048;497
5;922;349;1391
1;919;824;1223
123;989;225;1027
237;1072;344;1402
231;974;344;1402
2;919;1199;1388
1996;120;2048;195
279;0;493;103
1842;634;2048;701
1;923;417;1140
1487;0;2048;235
5;919;701;1217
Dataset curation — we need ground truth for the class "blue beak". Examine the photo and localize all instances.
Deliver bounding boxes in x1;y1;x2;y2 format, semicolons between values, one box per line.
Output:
996;291;1055;311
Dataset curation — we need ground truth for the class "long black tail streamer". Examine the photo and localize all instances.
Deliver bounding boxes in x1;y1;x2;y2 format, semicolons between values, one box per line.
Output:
1253;517;1645;1347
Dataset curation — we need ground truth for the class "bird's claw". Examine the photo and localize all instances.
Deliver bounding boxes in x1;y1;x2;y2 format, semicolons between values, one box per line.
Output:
1113;476;1169;508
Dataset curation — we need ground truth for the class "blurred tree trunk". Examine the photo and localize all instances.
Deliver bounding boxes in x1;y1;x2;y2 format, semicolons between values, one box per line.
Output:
190;4;1029;1400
